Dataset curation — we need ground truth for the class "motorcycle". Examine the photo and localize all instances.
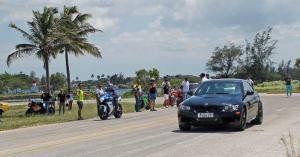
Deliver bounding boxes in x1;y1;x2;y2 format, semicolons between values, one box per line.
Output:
140;92;150;110
97;90;123;120
26;99;55;116
170;89;183;107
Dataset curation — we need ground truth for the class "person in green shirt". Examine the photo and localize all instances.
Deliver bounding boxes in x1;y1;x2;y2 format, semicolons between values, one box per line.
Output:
77;84;85;120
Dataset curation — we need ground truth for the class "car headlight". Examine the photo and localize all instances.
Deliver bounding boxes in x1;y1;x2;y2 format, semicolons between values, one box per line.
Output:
179;104;191;111
221;103;239;112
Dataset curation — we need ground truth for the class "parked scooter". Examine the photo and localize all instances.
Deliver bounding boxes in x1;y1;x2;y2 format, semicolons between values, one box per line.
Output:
26;99;55;116
97;88;123;120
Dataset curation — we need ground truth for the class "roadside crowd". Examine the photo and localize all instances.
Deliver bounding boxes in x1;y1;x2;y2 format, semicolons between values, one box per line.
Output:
132;73;212;112
36;74;293;120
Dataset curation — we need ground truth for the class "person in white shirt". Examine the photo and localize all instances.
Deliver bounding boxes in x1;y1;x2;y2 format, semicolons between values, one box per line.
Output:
199;73;208;84
206;74;211;80
247;76;254;87
95;84;104;105
181;78;190;100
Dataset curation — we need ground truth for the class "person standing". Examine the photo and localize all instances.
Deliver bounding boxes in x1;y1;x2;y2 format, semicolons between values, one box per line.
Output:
181;78;189;100
206;74;211;80
247;75;254;87
285;76;293;97
67;92;73;110
199;73;208;84
41;91;51;113
161;77;171;108
133;80;142;112
77;84;85;120
57;89;66;115
95;84;104;112
148;78;157;111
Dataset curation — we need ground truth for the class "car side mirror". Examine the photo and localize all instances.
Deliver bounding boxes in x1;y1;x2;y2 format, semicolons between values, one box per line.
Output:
246;91;254;95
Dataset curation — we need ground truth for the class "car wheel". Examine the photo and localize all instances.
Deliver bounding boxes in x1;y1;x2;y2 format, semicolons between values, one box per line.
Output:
237;107;247;131
179;123;191;131
251;102;263;125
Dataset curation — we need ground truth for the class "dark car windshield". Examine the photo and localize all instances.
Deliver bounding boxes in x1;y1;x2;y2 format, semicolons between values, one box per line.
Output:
194;81;242;96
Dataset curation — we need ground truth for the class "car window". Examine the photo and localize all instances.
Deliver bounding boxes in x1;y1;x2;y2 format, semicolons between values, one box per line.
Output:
243;82;254;95
195;82;242;96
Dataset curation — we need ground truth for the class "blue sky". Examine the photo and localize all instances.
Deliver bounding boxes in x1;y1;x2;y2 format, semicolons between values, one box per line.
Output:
1;0;300;80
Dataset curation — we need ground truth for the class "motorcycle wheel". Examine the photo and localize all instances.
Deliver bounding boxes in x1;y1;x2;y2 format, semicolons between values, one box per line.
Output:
48;107;55;115
25;109;33;117
98;105;108;120
114;103;123;118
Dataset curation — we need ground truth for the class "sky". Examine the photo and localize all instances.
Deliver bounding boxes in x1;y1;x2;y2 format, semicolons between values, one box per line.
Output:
0;0;300;80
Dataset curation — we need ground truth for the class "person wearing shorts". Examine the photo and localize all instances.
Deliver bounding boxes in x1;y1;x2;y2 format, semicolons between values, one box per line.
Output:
161;77;171;108
77;84;85;120
149;78;157;111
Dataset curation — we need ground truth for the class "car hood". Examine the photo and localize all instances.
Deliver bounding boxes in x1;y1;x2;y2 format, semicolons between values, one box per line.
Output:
183;95;242;106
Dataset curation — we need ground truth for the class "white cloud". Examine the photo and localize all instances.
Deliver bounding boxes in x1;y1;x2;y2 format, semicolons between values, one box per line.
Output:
89;17;118;31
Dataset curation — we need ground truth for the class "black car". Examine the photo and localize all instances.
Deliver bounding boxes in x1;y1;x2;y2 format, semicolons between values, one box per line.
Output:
178;79;263;131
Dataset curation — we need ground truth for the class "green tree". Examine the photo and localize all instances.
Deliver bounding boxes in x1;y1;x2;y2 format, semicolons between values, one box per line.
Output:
54;6;101;93
7;7;58;93
50;72;66;90
244;28;277;81
148;68;160;80
295;58;300;69
207;44;243;77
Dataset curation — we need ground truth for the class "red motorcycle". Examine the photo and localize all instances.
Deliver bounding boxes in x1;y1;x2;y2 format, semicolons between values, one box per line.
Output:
169;89;183;107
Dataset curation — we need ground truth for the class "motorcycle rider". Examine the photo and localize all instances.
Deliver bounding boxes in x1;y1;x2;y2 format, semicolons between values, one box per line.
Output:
40;91;51;114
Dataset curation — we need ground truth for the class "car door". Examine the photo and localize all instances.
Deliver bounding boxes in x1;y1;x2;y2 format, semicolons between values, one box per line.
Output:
247;83;259;117
243;82;256;120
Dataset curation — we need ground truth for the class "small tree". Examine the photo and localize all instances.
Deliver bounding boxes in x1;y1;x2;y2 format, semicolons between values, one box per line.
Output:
148;68;160;80
207;44;243;77
50;72;66;90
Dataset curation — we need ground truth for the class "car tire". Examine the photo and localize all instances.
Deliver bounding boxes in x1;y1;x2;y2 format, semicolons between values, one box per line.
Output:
179;123;191;131
251;102;263;125
236;107;247;131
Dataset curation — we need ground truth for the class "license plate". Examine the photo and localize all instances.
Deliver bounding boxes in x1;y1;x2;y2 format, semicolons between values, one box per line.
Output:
198;113;214;118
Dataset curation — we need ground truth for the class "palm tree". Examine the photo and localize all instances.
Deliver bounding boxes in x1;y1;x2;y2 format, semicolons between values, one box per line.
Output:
7;7;58;93
54;6;101;93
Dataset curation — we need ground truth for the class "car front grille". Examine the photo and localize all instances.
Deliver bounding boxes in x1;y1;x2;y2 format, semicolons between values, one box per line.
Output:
191;105;221;112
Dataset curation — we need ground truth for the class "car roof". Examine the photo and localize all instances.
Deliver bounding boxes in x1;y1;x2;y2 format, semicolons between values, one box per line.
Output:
204;78;245;83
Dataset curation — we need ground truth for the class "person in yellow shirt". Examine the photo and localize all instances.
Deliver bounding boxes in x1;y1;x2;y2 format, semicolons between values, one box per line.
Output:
77;84;85;120
133;80;142;112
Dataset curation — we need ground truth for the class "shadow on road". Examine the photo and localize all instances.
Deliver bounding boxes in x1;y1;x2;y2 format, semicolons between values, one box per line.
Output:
172;124;256;134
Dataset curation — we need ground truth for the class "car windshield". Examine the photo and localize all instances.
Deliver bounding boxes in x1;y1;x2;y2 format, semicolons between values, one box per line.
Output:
194;81;242;96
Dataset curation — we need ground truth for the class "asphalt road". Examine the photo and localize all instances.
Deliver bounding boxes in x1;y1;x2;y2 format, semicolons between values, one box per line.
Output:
1;95;300;157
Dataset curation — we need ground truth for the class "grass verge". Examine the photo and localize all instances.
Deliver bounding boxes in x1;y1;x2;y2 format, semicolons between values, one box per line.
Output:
0;102;163;131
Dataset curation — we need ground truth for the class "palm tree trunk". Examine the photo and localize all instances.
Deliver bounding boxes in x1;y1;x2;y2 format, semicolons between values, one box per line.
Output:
65;50;71;93
45;56;50;93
